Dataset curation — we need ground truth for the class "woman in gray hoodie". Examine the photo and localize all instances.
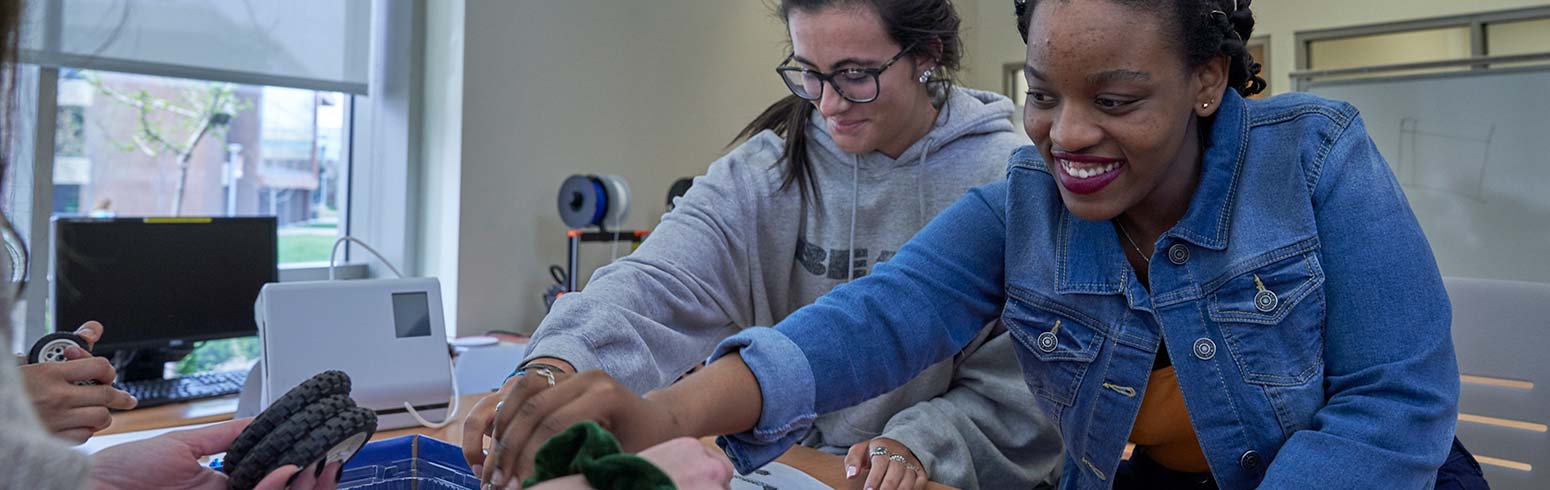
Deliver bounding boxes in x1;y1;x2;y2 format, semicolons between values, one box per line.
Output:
466;1;1063;489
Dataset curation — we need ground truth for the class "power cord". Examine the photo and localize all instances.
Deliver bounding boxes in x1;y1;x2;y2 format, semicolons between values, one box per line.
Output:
324;235;460;429
327;236;404;280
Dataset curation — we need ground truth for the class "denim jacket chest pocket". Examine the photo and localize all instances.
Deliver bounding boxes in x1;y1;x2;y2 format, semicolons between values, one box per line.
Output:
1002;290;1107;422
1207;251;1327;386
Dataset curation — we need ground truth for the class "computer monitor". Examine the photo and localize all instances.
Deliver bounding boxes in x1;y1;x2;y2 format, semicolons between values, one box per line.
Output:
53;217;278;379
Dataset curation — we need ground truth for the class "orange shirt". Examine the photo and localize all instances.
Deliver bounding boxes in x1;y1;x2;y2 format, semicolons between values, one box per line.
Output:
1127;366;1211;473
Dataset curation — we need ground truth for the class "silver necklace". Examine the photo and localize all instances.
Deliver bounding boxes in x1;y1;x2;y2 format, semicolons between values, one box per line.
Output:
1115;220;1150;264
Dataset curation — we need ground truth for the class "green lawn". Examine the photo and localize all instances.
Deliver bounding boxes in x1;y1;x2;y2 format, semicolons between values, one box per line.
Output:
278;232;338;263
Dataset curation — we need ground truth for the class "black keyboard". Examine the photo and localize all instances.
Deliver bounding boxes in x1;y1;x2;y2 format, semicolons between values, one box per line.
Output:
116;370;248;409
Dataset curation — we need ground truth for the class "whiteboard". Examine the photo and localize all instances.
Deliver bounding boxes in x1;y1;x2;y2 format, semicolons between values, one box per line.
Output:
1309;69;1550;284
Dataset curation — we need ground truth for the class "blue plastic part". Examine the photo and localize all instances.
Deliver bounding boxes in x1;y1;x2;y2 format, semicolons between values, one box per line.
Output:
589;177;608;227
338;435;479;490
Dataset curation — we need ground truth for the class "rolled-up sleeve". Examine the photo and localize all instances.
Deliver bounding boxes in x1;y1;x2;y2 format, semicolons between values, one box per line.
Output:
709;327;818;471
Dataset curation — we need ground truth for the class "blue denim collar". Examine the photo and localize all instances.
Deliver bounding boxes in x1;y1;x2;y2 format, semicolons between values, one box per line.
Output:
1049;90;1250;294
1165;89;1250;252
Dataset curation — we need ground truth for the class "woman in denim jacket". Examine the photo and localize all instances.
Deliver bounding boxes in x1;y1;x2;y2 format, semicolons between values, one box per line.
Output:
481;1;1489;489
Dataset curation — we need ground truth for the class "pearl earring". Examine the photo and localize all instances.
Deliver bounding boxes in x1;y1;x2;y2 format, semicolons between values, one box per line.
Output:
918;69;933;84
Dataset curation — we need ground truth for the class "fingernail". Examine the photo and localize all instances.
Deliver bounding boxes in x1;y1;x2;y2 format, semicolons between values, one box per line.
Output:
472;464;482;478
491;469;505;487
506;481;521;490
846;465;857;478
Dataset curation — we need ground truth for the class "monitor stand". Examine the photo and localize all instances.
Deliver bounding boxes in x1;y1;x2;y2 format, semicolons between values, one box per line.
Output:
110;345;196;383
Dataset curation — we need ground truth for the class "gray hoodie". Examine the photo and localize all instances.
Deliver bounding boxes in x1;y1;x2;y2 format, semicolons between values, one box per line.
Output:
525;87;1062;489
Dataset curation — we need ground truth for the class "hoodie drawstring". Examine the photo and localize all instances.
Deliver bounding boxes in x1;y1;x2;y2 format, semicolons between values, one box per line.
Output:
848;153;859;283
916;137;933;230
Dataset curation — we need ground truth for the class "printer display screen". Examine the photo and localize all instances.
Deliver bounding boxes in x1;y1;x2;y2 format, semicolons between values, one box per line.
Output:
391;292;432;338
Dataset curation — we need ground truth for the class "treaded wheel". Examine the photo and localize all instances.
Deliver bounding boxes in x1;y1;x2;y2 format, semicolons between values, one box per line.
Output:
223;370;351;476
28;332;87;364
227;395;355;490
275;406;377;477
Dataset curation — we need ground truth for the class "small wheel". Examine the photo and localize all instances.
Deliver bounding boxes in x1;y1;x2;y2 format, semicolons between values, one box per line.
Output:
277;406;377;477
223;371;351;476
28;333;88;364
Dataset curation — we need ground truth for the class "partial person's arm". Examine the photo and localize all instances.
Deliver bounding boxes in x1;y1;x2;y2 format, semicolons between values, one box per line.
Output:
709;181;1013;472
873;323;1062;489
481;181;1016;484
20;322;139;443
523;141;774;392
1259;111;1458;488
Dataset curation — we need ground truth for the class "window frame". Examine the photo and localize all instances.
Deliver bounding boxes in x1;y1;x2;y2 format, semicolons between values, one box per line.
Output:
1291;6;1550;90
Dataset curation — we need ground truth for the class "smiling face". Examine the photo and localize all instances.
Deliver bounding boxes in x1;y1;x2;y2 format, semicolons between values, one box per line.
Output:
1022;0;1226;223
788;6;938;158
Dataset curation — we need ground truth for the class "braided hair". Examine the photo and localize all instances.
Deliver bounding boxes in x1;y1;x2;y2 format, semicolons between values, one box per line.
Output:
1014;0;1266;97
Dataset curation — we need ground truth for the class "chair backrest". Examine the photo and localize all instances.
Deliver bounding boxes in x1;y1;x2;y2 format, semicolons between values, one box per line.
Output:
1445;276;1550;490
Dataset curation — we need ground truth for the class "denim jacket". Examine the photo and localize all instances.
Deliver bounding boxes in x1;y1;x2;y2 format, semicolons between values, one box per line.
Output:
710;90;1459;489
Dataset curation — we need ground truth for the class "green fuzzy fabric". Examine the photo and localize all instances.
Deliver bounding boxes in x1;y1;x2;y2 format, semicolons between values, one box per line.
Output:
520;421;675;490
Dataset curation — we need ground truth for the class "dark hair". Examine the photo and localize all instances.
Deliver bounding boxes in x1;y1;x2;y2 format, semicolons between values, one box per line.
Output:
1014;0;1267;97
734;0;964;201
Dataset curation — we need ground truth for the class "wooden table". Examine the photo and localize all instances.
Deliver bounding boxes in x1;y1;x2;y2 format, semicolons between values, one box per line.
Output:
102;393;953;489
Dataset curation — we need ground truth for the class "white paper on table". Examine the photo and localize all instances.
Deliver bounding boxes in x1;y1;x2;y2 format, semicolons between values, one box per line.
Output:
74;421;222;454
730;461;833;490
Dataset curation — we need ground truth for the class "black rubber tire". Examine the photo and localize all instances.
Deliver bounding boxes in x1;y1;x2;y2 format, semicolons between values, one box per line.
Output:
28;332;88;364
226;395;355;490
223;370;351;476
275;406;377;477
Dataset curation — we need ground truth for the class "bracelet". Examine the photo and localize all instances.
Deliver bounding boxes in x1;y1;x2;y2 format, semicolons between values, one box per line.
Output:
505;362;569;382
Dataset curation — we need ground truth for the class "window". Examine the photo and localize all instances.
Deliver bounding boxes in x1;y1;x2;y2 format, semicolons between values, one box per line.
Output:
53;70;349;264
9;0;420;365
1307;27;1473;73
41;70;354;373
1488;18;1550;57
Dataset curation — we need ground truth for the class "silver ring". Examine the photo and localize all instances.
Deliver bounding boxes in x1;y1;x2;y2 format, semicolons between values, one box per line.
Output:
870;446;888;456
534;367;557;386
888;455;907;463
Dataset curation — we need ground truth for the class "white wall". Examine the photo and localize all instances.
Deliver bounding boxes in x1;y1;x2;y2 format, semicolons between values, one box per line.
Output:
431;1;790;335
961;0;1550;95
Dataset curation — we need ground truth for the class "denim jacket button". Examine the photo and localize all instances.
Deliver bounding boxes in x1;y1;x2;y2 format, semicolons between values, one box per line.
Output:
1168;244;1190;265
1240;450;1262;471
1037;332;1058;352
1254;289;1279;312
1193;338;1216;360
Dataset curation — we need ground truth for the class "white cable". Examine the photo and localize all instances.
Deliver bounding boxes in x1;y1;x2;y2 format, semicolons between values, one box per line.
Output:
609;213;623;263
404;356;461;429
328;236;405;280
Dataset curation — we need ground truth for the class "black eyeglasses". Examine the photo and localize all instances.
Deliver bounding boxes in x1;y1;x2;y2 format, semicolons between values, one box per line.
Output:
776;45;914;104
